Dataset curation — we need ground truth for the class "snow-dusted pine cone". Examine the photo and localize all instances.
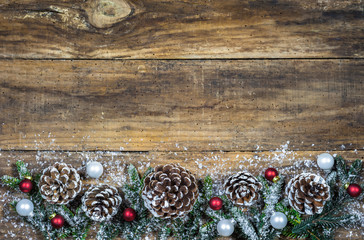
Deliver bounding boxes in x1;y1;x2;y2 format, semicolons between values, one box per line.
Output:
285;173;330;215
39;162;82;204
82;185;122;222
142;164;199;219
224;171;262;207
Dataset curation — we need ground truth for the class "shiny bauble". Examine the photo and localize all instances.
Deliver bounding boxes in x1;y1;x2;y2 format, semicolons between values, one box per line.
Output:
347;183;362;197
19;179;33;193
217;219;235;237
265;168;279;182
16;199;34;216
86;161;104;179
270;212;287;229
317;153;334;170
51;214;65;229
209;197;223;210
123;208;136;222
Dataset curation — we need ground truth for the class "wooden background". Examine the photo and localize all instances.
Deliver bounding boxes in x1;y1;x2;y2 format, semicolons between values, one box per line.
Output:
0;0;363;239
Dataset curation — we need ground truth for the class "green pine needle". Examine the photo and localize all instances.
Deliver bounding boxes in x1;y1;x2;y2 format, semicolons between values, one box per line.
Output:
141;167;154;183
203;175;213;200
1;175;21;189
335;156;348;183
347;159;362;182
16;160;31;179
128;164;141;184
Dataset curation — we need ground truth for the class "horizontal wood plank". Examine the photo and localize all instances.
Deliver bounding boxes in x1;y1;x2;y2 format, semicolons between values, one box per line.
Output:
1;59;363;151
0;0;363;59
0;150;362;239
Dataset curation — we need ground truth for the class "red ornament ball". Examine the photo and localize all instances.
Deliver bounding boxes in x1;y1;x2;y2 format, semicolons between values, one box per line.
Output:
265;168;279;182
19;179;33;193
123;208;136;222
51;215;65;229
347;183;362;197
209;197;223;210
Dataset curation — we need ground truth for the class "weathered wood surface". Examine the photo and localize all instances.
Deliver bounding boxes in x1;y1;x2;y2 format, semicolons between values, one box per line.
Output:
0;150;362;239
0;59;363;151
0;0;363;59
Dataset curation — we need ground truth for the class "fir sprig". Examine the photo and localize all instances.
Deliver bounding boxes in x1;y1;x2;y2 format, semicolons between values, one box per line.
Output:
1;175;21;189
258;175;285;240
123;164;146;212
1;160;32;189
16;160;32;179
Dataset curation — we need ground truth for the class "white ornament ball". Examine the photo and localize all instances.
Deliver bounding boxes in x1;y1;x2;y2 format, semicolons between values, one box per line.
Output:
317;153;334;170
16;199;34;217
270;212;287;229
86;161;104;178
217;219;235;237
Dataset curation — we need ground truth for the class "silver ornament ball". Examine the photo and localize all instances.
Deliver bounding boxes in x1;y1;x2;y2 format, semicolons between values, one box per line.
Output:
270;212;287;229
86;161;104;178
217;219;235;237
16;199;34;216
317;153;334;170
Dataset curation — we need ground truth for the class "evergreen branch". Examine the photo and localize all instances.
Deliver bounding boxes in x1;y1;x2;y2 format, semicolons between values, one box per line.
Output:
230;206;259;240
258;175;285;240
128;164;141;188
123;165;148;212
158;225;171;240
10;201;17;210
72;218;91;240
275;202;302;226
62;205;74;217
16;160;32;179
96;222;120;240
292;206;356;235
347;159;362;182
292;215;317;234
282;226;308;239
307;229;320;240
141;167;154;183
203;175;213;201
326;171;337;188
335;156;348;183
199;220;218;240
1;175;21;189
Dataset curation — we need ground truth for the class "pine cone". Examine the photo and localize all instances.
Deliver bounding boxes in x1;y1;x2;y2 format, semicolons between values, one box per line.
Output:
142;164;199;219
39;162;82;204
224;171;262;207
82;185;122;222
285;173;330;215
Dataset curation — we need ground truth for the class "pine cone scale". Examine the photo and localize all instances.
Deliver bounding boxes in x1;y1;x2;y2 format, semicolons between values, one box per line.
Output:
286;173;330;215
224;171;262;207
82;185;121;222
39;162;82;205
142;164;198;219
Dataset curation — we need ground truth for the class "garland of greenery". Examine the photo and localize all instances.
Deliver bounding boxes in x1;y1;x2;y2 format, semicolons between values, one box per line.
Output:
1;156;363;240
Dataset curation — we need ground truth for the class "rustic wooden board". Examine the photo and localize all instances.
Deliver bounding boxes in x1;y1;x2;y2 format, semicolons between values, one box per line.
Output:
0;59;363;151
0;0;363;59
0;150;362;239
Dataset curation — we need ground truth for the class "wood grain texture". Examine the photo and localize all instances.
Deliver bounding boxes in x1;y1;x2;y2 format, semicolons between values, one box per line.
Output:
0;150;363;239
0;59;363;151
0;0;363;59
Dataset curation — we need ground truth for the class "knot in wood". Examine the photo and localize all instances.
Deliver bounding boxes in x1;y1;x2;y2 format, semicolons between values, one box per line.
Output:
86;0;132;28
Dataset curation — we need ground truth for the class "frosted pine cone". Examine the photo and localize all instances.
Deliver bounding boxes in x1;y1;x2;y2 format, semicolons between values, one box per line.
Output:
142;164;199;219
224;171;262;207
39;162;82;204
285;173;330;215
82;185;122;222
